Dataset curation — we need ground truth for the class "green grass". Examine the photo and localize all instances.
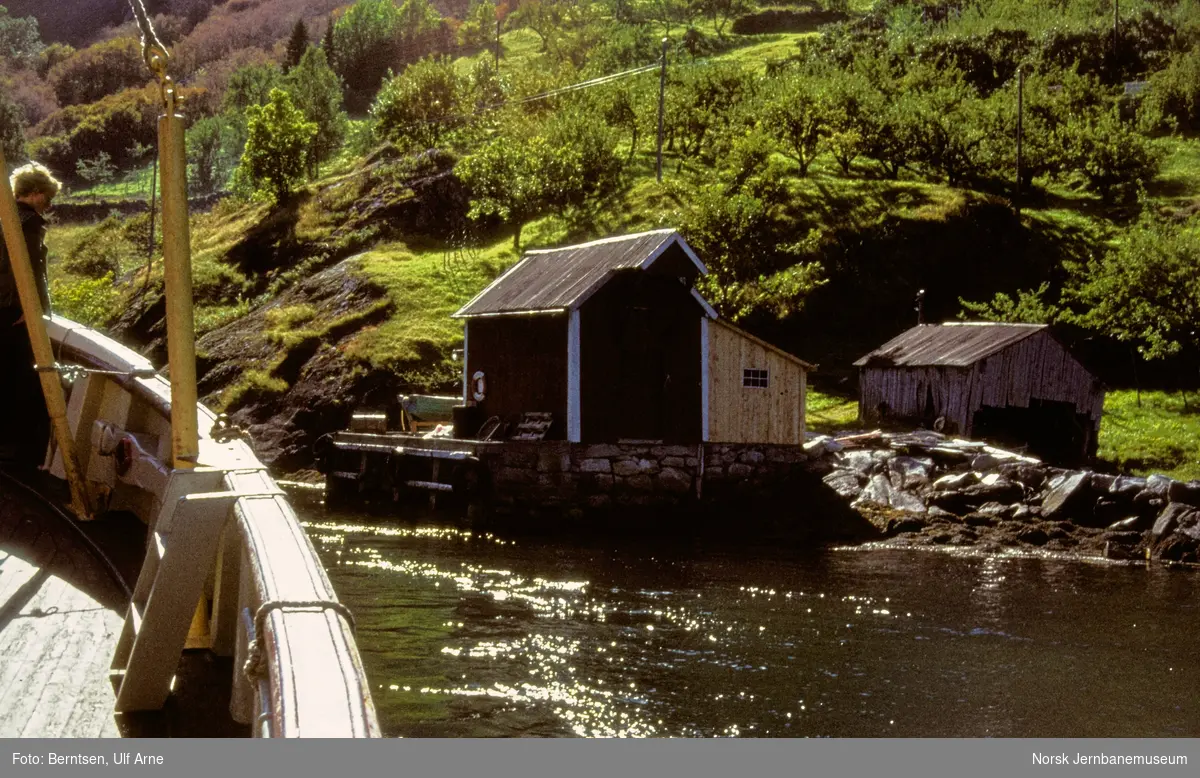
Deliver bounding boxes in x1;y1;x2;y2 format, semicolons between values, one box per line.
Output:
1098;389;1200;481
342;238;515;372
64;162;157;201
806;389;860;433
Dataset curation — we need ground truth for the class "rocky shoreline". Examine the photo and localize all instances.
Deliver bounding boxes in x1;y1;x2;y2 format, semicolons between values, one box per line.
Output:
807;430;1200;565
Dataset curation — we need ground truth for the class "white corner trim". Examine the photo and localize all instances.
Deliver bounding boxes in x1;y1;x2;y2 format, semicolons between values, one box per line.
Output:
567;310;581;442
640;232;708;276
461;323;469;404
700;317;710;443
690;288;718;320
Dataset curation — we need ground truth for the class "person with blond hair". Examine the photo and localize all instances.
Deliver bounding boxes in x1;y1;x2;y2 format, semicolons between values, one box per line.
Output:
0;161;60;466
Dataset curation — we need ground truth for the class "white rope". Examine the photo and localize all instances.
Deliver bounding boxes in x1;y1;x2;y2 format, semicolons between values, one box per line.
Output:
243;599;357;682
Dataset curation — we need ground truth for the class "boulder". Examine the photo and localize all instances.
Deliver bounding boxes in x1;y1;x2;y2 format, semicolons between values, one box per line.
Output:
840;449;877;474
933;472;979;491
1088;473;1116;492
1168;479;1200;508
1040;472;1093;523
888;455;933;489
1011;504;1040;522
962;478;1023;505
1151;502;1199;541
976;501;1016;519
854;473;894;508
926;506;959;522
1108;475;1146;498
823;469;864;499
999;463;1048;490
1144;474;1174;498
888;490;928;514
971;453;1001;472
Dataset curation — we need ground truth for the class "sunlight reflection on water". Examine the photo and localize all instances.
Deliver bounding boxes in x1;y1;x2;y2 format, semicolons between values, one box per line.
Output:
306;514;1199;739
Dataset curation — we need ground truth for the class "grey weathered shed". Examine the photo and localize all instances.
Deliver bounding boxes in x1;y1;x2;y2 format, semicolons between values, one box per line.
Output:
854;323;1104;461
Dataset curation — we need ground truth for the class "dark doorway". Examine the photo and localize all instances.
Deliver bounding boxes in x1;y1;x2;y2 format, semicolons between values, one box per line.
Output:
617;305;665;441
971;398;1092;464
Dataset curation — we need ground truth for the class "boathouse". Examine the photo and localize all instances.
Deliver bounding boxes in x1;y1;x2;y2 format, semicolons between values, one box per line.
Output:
452;230;813;445
854;322;1104;461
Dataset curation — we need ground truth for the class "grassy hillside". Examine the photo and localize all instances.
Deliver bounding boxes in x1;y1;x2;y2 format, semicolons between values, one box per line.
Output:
35;0;1200;475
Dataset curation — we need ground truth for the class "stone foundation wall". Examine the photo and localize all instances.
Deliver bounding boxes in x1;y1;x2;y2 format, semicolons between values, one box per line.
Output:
485;441;813;512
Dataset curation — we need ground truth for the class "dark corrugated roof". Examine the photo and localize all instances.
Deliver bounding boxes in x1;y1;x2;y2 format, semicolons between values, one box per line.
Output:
453;230;705;318
854;323;1047;367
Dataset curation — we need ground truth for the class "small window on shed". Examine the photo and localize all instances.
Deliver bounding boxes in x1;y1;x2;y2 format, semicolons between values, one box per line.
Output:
743;368;769;388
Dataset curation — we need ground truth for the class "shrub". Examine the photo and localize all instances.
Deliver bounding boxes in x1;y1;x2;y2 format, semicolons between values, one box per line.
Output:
46;38;147;107
1058;107;1162;203
1139;44;1200;133
50;273;120;327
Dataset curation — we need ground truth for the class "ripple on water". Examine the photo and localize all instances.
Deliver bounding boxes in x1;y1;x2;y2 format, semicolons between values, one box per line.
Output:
305;515;1200;738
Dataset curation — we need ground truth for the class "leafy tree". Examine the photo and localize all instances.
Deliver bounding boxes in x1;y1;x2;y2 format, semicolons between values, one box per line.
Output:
457;106;622;249
695;0;752;39
1068;215;1200;362
685;185;824;321
1058;107;1162;204
1139;43;1200;133
762;70;825;176
223;61;284;114
818;70;875;176
372;56;462;150
47;37;146;107
331;0;402;98
237;88;318;202
458;0;499;50
187;115;237;193
36;42;73;78
663;62;755;164
285;19;310;72
959;282;1062;324
76;151;117;185
284;45;347;174
0;6;43;67
0;89;25;164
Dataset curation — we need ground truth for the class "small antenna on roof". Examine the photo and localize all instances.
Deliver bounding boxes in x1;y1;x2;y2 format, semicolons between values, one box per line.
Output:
915;289;926;325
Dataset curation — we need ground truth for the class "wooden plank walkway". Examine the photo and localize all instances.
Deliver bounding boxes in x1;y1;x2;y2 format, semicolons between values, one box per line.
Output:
0;475;125;738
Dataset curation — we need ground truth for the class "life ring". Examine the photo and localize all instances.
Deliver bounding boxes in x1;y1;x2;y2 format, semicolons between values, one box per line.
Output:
471;370;486;402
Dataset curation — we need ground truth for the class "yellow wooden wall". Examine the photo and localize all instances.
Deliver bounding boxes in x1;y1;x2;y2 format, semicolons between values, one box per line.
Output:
707;321;806;444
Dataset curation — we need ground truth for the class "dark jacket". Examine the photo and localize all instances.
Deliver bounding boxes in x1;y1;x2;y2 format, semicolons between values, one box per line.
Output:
0;201;51;322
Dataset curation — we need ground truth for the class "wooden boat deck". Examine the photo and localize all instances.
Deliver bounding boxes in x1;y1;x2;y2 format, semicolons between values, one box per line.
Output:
0;472;124;738
0;472;251;738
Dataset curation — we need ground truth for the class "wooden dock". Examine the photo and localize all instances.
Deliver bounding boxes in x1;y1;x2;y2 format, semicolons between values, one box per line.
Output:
0;473;124;738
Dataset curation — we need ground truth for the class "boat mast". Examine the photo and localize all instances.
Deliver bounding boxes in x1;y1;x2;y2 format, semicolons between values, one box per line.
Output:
129;0;200;469
0;151;93;519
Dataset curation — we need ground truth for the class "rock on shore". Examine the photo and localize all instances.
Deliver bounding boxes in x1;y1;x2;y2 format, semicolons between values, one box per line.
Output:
808;430;1200;564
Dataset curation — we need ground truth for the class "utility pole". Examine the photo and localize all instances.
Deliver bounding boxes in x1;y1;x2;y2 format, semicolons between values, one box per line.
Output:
1016;67;1024;215
656;37;668;183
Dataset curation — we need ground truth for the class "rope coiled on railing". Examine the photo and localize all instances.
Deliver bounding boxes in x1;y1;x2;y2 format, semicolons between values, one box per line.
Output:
242;600;358;682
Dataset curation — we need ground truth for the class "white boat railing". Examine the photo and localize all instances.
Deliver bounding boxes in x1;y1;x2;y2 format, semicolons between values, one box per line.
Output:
46;315;379;737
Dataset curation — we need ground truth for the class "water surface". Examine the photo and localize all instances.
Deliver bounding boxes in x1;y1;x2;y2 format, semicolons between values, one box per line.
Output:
304;507;1198;738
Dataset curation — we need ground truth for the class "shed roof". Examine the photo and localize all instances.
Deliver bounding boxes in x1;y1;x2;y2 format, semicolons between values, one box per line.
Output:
853;322;1048;368
453;229;706;318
